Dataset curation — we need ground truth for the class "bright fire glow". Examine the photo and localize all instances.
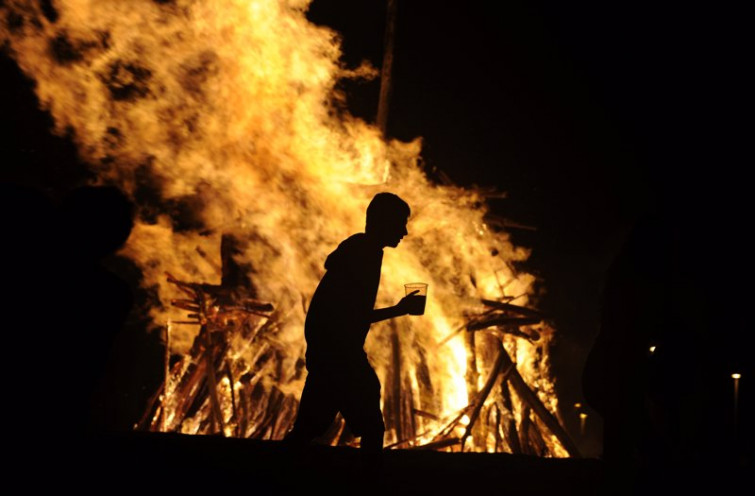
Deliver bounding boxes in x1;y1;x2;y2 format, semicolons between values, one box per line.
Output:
2;0;567;455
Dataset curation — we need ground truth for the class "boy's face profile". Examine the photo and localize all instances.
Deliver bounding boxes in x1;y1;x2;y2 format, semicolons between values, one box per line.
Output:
381;214;409;248
365;193;410;248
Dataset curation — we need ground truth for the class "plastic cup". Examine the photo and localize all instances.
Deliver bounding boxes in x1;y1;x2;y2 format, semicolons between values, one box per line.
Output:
404;283;428;315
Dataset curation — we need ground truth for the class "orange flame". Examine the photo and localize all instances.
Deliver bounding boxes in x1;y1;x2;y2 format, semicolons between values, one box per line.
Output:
2;0;567;455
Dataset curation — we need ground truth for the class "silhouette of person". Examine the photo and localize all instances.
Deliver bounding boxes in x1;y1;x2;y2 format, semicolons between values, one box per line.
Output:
286;192;421;454
56;185;135;435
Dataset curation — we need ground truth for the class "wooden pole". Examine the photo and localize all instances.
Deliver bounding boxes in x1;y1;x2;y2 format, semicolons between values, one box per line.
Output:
376;0;398;136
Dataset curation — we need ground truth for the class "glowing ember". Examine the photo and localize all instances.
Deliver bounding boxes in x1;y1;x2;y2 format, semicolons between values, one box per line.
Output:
2;0;570;455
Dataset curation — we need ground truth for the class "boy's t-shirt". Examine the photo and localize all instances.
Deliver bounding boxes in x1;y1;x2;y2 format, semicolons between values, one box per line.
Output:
304;233;383;370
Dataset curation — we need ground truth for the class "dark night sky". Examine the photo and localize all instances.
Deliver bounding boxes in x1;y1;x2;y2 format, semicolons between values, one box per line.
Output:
2;1;750;455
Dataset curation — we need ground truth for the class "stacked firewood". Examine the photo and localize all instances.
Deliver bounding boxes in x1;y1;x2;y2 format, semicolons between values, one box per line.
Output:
137;271;289;437
387;299;581;457
137;237;579;456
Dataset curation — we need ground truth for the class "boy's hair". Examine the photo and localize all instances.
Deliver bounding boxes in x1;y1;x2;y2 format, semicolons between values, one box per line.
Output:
366;192;410;232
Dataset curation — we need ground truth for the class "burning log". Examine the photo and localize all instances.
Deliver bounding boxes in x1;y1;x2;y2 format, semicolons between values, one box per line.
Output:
490;405;503;452
500;380;522;454
162;324;171;432
147;261;277;435
480;300;545;319
460;347;516;449
519;406;533;455
4;0;571;458
148;243;567;456
497;346;581;457
491;326;541;342
466;316;542;332
250;387;285;440
403;374;418;442
413;408;441;422
171;298;201;309
170;361;205;428
225;361;237;426
388;325;403;443
413;345;436;416
166;272;198;299
483;214;538;232
238;376;251;437
245;380;270;437
465;330;480;404
436;323;467;347
411;437;461;451
528;417;549;457
382;322;420;445
276;400;299;440
220;301;275;314
319;414;346;446
436;307;499;347
335;418;357;446
436;406;474;439
136;382;164;431
205;340;226;434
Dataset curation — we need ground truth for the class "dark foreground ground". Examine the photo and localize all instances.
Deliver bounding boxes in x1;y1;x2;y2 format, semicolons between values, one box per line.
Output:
33;432;748;495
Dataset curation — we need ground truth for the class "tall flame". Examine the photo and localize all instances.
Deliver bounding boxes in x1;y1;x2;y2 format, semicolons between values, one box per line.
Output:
2;0;566;454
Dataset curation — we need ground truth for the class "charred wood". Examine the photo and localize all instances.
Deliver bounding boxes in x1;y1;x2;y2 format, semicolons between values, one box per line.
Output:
412;437;461;451
461;348;515;448
500;380;522;454
519;407;533;455
480;300;545;318
466;316;541;332
412;408;441;422
499;346;581;457
529;417;548;457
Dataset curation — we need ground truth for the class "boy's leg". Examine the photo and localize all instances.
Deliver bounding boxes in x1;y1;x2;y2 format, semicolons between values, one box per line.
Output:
286;370;338;444
340;362;385;453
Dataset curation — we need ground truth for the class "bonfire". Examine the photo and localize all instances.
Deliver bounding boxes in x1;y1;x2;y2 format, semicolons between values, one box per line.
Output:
1;0;577;456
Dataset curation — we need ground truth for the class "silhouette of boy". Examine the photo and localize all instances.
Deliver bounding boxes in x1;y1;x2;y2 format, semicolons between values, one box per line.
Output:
286;192;420;453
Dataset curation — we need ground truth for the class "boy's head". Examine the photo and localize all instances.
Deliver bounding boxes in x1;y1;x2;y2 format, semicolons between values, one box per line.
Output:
365;193;410;248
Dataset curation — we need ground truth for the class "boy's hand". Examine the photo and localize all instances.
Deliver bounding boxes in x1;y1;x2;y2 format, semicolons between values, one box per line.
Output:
397;290;421;315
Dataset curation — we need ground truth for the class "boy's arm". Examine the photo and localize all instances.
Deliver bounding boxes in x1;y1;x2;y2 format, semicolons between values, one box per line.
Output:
369;290;420;323
370;305;405;324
